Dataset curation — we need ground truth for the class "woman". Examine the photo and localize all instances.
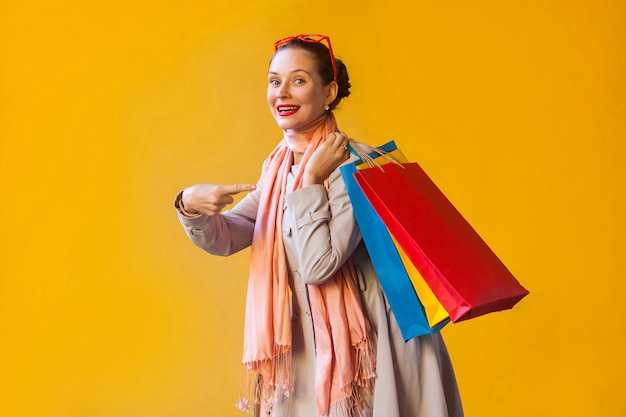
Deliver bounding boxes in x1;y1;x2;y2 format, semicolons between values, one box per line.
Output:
175;34;463;417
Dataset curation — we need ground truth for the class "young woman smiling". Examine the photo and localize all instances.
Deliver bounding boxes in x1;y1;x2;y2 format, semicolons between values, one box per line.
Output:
175;34;463;417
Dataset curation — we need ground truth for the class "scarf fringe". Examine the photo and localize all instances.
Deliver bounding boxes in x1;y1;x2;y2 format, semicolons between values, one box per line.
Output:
344;338;376;416
353;338;376;389
327;375;375;417
318;338;376;417
236;344;293;414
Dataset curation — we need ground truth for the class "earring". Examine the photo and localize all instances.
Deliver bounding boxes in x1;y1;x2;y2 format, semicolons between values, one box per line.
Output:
324;105;330;111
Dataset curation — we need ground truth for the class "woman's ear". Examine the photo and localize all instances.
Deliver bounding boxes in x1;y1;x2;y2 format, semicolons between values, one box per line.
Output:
325;81;339;106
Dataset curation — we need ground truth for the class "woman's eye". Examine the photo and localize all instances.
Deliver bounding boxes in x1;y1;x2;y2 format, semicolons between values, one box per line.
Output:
294;78;305;85
269;79;280;86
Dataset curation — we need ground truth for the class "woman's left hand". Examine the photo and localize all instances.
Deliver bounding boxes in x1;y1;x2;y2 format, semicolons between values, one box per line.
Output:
302;132;350;186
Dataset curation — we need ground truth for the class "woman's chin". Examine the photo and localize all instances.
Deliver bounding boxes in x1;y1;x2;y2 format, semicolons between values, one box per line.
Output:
274;113;327;132
275;118;304;131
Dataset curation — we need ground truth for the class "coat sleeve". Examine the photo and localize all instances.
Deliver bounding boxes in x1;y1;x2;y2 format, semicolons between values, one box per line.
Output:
283;164;362;285
174;174;263;257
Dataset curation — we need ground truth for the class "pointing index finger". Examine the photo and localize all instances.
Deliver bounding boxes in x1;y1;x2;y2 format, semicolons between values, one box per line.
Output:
220;183;257;196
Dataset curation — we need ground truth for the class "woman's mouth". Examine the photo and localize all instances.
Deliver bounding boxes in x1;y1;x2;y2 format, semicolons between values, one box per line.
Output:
277;105;300;117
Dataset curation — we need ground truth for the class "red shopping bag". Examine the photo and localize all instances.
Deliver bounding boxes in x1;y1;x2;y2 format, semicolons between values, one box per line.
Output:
354;162;529;323
341;142;449;340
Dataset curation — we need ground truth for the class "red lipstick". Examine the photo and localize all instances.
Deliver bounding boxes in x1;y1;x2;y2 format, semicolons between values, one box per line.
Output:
277;104;300;117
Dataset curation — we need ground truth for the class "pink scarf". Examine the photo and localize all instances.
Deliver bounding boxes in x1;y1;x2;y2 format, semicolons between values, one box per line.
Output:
237;113;375;416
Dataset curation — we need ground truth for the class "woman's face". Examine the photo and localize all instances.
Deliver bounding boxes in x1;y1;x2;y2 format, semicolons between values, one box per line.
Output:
267;48;336;132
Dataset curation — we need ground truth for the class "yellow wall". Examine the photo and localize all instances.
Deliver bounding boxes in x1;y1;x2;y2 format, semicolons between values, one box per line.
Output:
1;1;624;416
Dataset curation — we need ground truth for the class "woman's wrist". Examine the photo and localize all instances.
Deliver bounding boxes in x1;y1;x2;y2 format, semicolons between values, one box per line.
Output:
179;200;200;216
177;190;201;217
302;172;323;187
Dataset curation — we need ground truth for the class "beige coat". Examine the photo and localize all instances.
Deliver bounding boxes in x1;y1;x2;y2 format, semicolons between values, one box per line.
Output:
176;160;463;417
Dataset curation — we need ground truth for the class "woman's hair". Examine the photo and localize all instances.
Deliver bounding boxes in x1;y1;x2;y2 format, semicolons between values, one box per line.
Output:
273;39;351;111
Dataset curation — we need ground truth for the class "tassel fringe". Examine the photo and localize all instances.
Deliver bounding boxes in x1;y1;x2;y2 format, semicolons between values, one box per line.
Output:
237;341;376;416
237;344;293;414
326;337;377;417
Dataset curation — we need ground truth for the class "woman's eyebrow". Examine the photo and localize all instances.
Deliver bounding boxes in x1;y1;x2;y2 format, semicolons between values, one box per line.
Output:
268;69;312;76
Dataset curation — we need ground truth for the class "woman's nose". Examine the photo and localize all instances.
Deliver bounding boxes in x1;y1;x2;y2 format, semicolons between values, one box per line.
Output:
276;83;290;98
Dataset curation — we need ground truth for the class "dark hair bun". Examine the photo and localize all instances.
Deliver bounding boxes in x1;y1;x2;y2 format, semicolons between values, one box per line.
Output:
330;58;351;111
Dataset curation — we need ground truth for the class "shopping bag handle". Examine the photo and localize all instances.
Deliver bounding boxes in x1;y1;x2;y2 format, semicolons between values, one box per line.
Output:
348;139;403;168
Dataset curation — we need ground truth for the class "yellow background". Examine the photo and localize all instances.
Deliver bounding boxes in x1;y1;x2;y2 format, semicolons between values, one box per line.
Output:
1;1;624;416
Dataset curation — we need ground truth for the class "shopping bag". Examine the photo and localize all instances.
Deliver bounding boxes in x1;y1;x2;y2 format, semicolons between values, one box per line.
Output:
391;235;450;328
341;141;449;341
354;145;449;329
354;159;529;323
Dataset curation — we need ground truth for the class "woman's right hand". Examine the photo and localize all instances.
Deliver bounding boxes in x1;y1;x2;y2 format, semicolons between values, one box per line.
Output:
302;132;350;186
181;183;256;216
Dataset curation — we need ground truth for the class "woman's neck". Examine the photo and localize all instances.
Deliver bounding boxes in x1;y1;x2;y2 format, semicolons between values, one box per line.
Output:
284;113;328;164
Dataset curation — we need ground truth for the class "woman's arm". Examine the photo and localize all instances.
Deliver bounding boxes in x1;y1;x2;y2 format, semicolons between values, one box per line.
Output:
284;164;361;285
174;178;262;256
